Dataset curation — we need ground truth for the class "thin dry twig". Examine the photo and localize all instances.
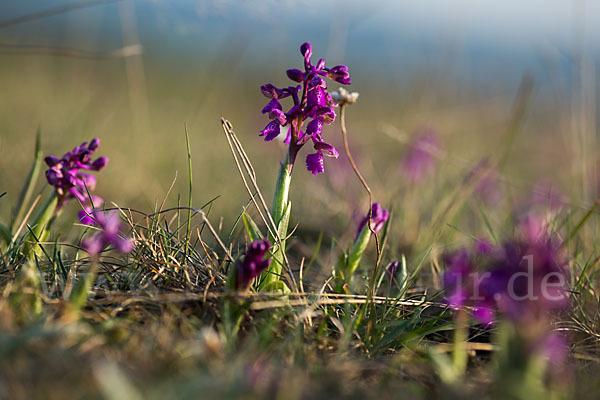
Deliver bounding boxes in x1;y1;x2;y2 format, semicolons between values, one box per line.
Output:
220;118;298;291
338;103;382;297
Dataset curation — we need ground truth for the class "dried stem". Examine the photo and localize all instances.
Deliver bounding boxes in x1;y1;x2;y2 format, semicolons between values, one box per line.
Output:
338;104;382;298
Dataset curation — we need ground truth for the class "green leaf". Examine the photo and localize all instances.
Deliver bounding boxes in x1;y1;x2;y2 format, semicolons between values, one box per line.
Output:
429;350;459;384
11;127;43;233
242;212;264;242
0;223;11;245
69;263;99;312
345;223;371;278
259;280;291;294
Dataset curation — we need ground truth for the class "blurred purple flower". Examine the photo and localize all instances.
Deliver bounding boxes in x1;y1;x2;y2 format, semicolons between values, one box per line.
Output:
475;238;493;254
81;211;134;256
442;248;473;309
235;239;272;291
78;195;104;226
518;212;547;243
402;130;439;182
44;138;108;210
442;223;570;326
441;248;497;325
259;42;350;175
538;332;569;367
356;203;389;238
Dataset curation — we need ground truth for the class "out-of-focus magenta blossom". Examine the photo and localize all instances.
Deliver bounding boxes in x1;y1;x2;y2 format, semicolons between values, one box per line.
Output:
475;238;493;254
44;138;108;209
78;195;104;225
235;239;272;291
442;248;496;325
538;332;570;371
442;222;570;326
356;203;389;238
81;211;134;256
517;212;547;243
259;42;350;175
402;130;439;182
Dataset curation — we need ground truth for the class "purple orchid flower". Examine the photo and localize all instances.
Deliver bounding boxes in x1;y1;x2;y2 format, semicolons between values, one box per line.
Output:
81;211;134;256
442;247;496;326
44;138;108;210
538;332;569;370
235;239;272;291
356;202;389;238
442;218;570;326
259;42;350;175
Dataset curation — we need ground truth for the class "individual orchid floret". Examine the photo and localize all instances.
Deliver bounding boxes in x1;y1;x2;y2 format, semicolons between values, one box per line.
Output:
235;239;272;291
306;140;339;175
44;138;109;210
81;211;135;256
327;65;351;84
356;202;389;238
258;42;350;175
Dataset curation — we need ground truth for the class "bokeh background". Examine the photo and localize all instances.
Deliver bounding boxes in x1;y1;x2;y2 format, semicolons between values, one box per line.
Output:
1;0;600;236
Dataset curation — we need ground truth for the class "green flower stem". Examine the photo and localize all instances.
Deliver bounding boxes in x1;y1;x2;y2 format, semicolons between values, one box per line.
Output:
270;153;292;227
258;154;293;291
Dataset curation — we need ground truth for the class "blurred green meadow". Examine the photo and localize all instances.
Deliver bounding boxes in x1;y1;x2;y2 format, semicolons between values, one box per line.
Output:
1;0;595;232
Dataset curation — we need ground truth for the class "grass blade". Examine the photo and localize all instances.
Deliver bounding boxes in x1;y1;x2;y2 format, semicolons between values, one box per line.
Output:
184;124;193;257
11;127;43;233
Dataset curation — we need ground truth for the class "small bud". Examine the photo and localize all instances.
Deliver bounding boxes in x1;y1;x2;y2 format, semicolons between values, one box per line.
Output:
300;42;312;60
88;138;100;151
91;156;109;171
44;156;60;167
286;68;304;83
